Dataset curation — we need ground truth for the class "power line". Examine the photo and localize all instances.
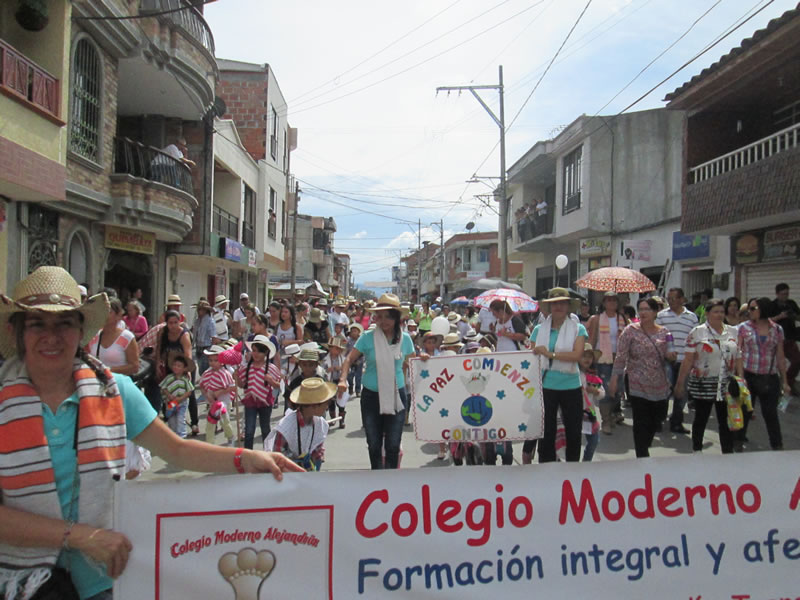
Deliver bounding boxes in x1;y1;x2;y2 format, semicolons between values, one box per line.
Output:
288;0;464;104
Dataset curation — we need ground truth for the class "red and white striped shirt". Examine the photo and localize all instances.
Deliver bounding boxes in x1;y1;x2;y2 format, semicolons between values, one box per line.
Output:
238;361;281;407
198;367;235;406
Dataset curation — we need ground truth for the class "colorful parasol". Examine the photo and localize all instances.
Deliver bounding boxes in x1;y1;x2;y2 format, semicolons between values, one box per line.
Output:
575;267;656;293
473;288;538;313
450;296;470;305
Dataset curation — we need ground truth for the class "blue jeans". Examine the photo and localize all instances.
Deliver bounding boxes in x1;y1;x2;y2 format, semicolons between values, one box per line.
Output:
361;387;406;469
244;405;272;450
167;402;187;438
583;431;599;461
595;363;618;405
348;364;363;394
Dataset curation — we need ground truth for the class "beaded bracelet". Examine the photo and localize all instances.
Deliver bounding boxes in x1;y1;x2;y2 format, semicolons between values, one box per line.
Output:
234;447;245;474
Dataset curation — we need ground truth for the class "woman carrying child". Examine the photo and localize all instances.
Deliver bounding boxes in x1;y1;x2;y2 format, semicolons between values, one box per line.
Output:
236;335;282;450
265;377;335;471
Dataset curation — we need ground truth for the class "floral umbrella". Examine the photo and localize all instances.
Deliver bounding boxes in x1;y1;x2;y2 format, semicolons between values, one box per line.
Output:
575;266;656;293
473;288;538;313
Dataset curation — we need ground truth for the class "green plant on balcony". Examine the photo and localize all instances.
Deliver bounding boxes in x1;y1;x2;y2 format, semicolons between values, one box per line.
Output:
15;0;49;31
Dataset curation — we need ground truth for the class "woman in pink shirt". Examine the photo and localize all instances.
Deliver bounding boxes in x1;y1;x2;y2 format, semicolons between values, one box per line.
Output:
123;300;149;340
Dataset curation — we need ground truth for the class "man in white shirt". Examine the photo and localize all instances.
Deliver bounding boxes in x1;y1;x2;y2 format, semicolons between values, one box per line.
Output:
232;292;260;322
656;287;698;434
476;306;496;335
212;294;230;344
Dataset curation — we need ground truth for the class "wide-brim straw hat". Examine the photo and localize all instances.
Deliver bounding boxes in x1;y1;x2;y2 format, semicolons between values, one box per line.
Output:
583;342;602;361
166;350;196;373
308;308;322;323
349;322;364;334
442;332;462;346
540;287;581;312
0;266;110;359
316;298;328;307
214;294;229;307
406;319;417;328
166;294;182;306
195;300;211;312
447;312;460;323
329;335;347;350
245;334;277;359
290;377;337;405
367;293;409;318
298;348;320;362
204;344;225;356
284;343;301;356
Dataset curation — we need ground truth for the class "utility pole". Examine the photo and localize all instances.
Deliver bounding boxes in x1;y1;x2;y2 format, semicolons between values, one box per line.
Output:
437;65;507;280
439;219;445;300
289;183;300;297
417;218;421;303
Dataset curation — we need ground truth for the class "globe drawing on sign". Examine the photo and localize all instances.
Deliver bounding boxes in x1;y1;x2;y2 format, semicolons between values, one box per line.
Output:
461;395;493;427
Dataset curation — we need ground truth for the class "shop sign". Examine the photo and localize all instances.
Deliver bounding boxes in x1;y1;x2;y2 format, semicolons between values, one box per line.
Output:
222;238;243;262
104;226;155;255
465;271;486;280
763;225;800;262
620;240;651;262
579;236;611;257
733;233;761;265
671;232;710;260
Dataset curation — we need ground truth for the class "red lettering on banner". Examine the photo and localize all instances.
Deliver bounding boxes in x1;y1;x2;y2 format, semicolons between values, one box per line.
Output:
356;489;389;537
789;477;800;510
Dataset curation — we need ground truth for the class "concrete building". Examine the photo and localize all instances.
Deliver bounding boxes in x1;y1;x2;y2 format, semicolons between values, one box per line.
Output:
401;242;439;303
665;5;800;300
507;108;687;306
3;0;218;319
269;214;338;299
334;253;351;298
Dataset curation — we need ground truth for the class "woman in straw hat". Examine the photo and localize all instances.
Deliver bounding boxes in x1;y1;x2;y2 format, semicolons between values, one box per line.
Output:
0;267;303;600
338;293;415;469
265;377;336;471
528;287;588;463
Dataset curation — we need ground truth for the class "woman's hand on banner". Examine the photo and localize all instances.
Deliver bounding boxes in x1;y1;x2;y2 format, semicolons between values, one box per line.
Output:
245;450;305;479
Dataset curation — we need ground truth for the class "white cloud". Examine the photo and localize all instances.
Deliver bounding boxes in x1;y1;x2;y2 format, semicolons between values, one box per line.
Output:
352;230;368;239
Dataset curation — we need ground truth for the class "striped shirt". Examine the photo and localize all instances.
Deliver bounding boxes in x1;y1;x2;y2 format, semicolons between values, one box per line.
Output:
198;368;235;406
159;374;193;402
737;320;784;375
238;361;281;407
656;307;698;361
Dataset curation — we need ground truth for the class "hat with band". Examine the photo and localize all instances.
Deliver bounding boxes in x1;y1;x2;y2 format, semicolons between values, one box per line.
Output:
290;377;337;405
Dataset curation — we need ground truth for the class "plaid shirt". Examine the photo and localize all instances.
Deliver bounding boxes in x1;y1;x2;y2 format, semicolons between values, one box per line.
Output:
737;320;784;374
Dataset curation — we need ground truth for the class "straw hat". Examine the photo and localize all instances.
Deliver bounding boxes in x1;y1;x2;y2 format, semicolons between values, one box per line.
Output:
316;298;328;307
284;343;301;356
447;312;460;323
245;334;277;359
583;342;602;361
367;293;409;318
203;344;225;356
540;287;581;312
195;299;211;312
166;350;195;373
298;348;320;362
329;335;347;349
308;308;323;324
214;294;229;307
290;377;337;406
349;322;364;334
406;319;417;328
0;266;109;359
442;332;462;346
476;347;492;354
166;294;182;306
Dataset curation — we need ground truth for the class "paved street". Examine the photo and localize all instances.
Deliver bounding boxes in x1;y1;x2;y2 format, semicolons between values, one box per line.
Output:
140;392;800;481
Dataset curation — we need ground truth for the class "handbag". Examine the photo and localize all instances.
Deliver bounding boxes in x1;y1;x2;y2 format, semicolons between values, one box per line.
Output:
30;567;80;600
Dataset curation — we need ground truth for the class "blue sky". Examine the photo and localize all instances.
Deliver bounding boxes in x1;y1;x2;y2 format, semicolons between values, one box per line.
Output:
205;0;797;293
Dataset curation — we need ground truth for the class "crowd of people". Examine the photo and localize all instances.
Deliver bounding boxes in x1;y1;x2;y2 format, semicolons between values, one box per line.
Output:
0;266;798;598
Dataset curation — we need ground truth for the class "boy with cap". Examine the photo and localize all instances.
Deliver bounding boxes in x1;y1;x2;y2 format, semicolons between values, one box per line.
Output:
265;378;335;471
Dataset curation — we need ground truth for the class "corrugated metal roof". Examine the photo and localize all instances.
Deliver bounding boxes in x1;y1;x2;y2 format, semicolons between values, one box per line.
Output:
665;3;800;102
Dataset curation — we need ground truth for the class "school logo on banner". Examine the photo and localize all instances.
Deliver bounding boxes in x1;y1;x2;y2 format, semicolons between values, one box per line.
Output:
409;351;544;443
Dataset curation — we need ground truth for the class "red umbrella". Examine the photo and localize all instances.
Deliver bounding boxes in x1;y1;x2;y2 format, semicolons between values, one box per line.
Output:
575;267;656;293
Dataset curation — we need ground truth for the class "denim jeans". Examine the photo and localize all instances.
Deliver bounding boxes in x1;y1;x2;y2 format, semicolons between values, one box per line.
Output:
361;387;406;469
667;361;687;427
348;365;363;394
244;405;272;450
583;431;599;462
167;402;188;438
595;363;618;405
539;387;583;463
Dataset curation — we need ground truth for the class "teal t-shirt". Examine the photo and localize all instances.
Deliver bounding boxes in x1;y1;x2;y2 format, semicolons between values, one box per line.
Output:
530;323;588;390
355;330;416;392
43;374;157;599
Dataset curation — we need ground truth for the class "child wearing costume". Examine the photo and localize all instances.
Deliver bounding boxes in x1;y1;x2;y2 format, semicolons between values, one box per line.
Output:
579;342;604;462
198;345;236;445
236;335;281;450
265;377;334;471
324;336;348;427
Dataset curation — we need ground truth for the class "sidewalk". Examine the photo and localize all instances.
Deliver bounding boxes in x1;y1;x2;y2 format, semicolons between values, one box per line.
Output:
139;393;800;481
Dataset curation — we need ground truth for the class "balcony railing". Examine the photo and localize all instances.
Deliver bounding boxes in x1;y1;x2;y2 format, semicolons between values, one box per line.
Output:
242;222;255;248
690;122;800;184
114;137;194;195
516;204;553;243
139;0;215;55
0;39;60;120
213;205;239;240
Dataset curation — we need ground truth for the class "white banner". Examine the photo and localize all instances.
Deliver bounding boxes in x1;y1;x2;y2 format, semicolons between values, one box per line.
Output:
115;452;800;599
409;352;544;443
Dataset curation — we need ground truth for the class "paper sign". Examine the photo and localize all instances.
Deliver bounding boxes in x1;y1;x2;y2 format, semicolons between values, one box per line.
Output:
409;352;544;443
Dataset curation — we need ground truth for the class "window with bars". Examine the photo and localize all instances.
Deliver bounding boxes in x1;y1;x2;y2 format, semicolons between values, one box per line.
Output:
562;145;582;214
70;39;101;162
268;187;277;239
242;184;256;247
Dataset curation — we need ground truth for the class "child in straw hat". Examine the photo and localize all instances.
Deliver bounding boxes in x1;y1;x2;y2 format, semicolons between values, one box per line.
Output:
265;378;335;471
323;336;348;427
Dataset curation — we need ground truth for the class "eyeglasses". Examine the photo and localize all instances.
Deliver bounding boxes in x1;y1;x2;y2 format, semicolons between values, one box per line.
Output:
748;305;758;311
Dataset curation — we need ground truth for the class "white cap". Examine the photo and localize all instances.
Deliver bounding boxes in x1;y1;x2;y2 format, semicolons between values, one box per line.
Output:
240;292;249;299
77;285;88;297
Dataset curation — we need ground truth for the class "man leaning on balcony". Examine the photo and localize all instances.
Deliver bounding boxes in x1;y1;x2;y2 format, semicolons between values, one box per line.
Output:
151;137;196;188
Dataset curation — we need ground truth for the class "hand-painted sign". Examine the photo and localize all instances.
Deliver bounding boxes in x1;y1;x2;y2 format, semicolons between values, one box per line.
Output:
115;452;800;599
105;226;155;255
409;352;544;443
672;232;710;260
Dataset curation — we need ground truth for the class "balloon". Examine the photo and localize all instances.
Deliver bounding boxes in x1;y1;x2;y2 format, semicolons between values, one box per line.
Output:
430;316;450;336
555;254;569;270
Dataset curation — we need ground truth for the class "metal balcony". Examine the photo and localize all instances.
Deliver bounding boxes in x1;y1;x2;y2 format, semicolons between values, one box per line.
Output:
139;0;215;55
114;137;193;195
